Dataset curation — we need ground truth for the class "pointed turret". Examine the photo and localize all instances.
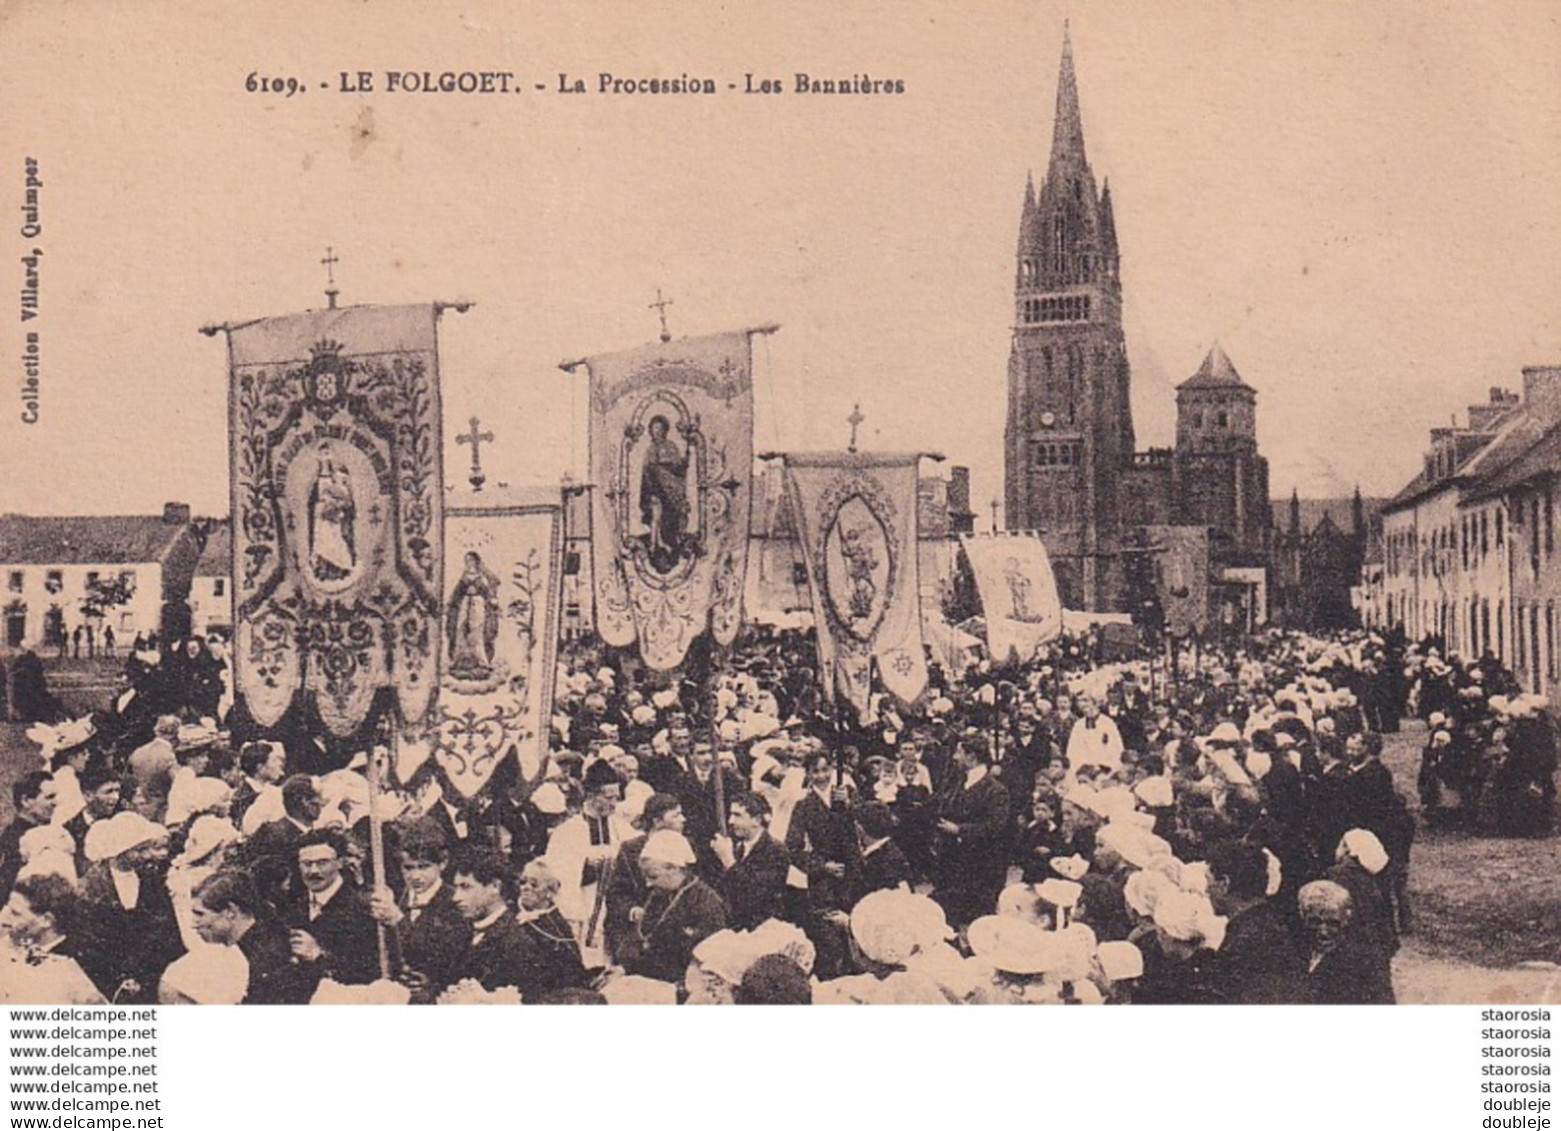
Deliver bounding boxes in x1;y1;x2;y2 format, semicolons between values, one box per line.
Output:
1289;489;1301;536
1099;178;1119;262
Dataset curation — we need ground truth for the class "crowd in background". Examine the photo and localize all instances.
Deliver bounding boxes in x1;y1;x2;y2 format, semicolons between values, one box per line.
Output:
0;621;1554;1005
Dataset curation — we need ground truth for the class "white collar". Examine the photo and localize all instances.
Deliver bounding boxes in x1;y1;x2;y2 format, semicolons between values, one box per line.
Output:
964;765;988;789
109;867;141;910
471;906;507;933
308;877;344;911
407;879;442;909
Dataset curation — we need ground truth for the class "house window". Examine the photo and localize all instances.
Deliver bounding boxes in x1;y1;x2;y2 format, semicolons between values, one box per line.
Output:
213;577;226;597
86;571;100;589
6;571;21;593
44;570;63;594
120;570;137;590
1495;509;1504;549
1217;411;1228;428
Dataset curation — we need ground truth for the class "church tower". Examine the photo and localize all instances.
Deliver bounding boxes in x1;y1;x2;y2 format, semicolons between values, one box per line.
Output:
1003;27;1134;610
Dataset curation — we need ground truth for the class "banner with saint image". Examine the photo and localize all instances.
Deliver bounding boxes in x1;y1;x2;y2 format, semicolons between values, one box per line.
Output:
582;330;758;671
226;304;444;736
960;532;1063;662
1147;524;1211;638
783;452;928;716
396;488;565;797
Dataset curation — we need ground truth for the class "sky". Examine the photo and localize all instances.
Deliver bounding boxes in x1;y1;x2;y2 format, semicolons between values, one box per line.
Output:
1;0;1558;519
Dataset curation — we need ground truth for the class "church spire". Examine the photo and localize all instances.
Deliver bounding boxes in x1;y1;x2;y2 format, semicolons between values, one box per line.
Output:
1289;488;1301;536
1050;22;1087;167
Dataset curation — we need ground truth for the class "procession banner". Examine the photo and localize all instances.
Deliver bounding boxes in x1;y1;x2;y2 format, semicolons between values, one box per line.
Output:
783;452;928;715
583;331;756;671
396;487;565;797
1147;524;1211;638
960;532;1063;662
227;304;444;735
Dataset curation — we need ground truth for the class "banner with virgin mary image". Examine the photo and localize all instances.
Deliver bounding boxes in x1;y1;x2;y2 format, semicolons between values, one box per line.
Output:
396;487;565;797
583;330;759;671
783;452;928;716
959;532;1063;662
226;304;444;736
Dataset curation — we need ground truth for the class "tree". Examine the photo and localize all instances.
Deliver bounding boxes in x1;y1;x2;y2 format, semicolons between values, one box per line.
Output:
80;573;136;621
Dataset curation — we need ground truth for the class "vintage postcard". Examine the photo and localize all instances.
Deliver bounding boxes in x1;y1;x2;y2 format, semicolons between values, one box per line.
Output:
0;0;1558;1012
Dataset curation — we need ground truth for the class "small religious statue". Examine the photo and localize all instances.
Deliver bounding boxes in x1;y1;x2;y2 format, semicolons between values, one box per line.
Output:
447;551;501;680
1004;556;1043;623
308;443;356;582
639;414;690;573
840;524;880;623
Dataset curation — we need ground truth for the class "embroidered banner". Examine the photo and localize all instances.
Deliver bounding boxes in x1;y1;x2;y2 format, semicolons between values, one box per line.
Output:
397;487;565;797
783;452;928;716
960;532;1063;662
583;331;756;671
227;304;444;736
1147;524;1211;638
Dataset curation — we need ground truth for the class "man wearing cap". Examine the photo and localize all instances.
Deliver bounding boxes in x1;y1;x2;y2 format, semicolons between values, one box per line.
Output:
620;830;727;985
285;829;380;990
75;812;180;1003
546;757;634;957
712;792;790;930
190;869;307;1004
0;874;106;1005
603;793;685;964
1;772;58;901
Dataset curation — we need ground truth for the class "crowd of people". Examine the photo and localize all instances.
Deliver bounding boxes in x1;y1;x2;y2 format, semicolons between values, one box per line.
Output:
1;621;1554;1006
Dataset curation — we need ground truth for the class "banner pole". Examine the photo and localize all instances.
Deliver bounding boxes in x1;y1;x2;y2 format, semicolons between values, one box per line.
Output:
369;724;392;981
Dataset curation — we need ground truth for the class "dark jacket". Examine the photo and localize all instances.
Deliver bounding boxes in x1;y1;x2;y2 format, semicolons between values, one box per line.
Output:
454;910;535;994
1304;934;1395;1004
285;882;381;989
718;832;791;930
1212;900;1308;1004
515;907;590;1000
74;864;185;1004
785;791;860;911
391;880;470;998
236;917;313;1005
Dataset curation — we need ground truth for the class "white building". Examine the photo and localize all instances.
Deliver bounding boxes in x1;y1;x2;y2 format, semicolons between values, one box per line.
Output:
0;504;202;653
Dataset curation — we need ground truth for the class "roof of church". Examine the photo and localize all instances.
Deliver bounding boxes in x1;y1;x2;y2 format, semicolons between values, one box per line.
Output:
0;515;189;566
1177;343;1254;392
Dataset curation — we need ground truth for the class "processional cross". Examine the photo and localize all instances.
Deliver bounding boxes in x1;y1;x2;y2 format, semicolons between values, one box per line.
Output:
847;403;865;453
649;288;674;343
321;247;340;309
456;415;495;491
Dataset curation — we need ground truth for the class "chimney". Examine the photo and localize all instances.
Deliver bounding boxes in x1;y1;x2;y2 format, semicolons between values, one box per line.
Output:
162;502;191;525
1522;366;1561;425
948;466;971;513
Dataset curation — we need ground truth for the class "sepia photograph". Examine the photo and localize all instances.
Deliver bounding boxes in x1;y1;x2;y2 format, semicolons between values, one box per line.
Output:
1;0;1559;1016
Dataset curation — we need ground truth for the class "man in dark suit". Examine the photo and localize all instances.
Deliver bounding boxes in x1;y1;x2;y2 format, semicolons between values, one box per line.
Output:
712;792;790;930
671;743;744;880
851;801;913;901
240;775;322;914
1206;842;1306;1004
933;733;1011;927
285;829;380;992
446;847;536;996
229;742;286;832
783;751;860;977
619;831;727;985
63;764;122;877
191;868;311;1004
368;818;469;1002
1299;879;1395;1004
603;793;685;965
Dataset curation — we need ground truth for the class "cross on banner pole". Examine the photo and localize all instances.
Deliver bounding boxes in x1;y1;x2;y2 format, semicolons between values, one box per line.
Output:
321;247;340;310
847;404;864;453
649;289;674;343
455;415;495;491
